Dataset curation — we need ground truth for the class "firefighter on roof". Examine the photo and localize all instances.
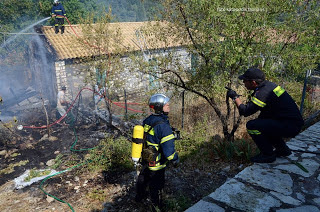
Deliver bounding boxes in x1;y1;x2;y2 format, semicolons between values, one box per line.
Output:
227;67;304;163
51;0;66;34
135;93;179;211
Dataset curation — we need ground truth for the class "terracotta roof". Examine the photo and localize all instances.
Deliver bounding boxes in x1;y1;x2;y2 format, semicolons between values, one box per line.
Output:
42;21;182;60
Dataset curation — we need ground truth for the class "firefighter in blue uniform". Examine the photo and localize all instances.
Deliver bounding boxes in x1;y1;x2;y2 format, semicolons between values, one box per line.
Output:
135;93;179;210
51;0;66;34
227;67;304;163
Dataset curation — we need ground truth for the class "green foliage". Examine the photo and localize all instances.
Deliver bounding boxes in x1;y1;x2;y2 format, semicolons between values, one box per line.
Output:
87;189;106;201
136;0;320;141
25;168;51;182
211;138;258;162
50;153;64;169
176;117;256;163
38;0;97;24
96;0;160;22
163;194;192;212
175;118;210;159
175;118;217;165
0;160;29;175
86;136;134;173
64;153;82;167
79;10;128;125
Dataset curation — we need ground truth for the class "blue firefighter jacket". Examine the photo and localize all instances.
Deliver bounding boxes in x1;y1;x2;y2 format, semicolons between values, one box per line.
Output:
238;80;304;125
51;4;66;18
143;114;178;171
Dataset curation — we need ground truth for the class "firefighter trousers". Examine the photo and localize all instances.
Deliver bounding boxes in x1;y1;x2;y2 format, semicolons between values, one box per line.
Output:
55;18;65;34
246;118;303;155
136;165;165;207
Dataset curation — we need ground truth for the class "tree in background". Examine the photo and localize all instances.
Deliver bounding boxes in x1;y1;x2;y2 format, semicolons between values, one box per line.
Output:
135;0;320;141
39;0;97;24
0;0;98;62
96;0;160;22
78;11;128;126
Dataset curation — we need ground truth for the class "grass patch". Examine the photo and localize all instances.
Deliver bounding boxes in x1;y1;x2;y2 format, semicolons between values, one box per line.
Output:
176;116;257;164
211;138;258;162
163;194;192;212
0;160;29;175
87;189;106;201
24;169;51;182
85;136;134;173
50;154;64;169
64;153;82;167
10;153;21;157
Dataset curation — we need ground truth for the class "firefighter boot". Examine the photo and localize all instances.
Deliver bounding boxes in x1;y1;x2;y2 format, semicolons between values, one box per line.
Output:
55;26;59;34
274;145;292;157
250;153;276;163
61;26;65;34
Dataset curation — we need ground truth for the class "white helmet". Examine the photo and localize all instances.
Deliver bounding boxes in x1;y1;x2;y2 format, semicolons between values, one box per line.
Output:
149;94;170;114
54;0;59;4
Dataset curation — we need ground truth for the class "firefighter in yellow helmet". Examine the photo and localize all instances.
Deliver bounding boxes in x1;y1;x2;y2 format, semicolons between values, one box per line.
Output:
135;93;179;211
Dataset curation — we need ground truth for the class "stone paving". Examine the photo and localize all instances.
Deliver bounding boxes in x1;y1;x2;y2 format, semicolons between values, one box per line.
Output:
186;121;320;212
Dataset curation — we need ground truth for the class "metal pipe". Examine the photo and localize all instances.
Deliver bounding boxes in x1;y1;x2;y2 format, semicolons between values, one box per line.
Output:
181;90;185;129
300;70;312;115
124;89;128;120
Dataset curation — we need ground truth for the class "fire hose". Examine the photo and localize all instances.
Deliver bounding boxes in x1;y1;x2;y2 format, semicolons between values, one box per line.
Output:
20;87;146;130
15;87;146;211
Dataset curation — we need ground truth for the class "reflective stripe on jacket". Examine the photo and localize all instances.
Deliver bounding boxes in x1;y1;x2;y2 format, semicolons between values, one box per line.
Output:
143;114;178;171
51;4;66;17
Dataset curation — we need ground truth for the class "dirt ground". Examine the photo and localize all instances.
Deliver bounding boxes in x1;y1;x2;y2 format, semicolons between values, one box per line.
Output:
0;108;248;212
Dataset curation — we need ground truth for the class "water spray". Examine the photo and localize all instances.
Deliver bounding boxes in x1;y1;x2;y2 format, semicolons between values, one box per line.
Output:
0;17;50;48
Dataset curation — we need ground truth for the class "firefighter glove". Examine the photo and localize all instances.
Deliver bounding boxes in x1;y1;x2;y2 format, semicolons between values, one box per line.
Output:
227;89;239;100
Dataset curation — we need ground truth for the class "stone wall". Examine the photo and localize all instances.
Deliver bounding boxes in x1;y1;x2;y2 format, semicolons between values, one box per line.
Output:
54;48;191;104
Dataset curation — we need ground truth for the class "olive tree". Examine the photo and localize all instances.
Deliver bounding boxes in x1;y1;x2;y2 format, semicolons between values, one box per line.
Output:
134;0;320;141
78;11;127;126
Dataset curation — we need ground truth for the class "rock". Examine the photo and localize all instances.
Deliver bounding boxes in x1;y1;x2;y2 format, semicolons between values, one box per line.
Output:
222;165;230;172
0;150;7;156
46;195;54;203
39;134;48;141
54;151;60;155
74;176;80;182
46;159;55;167
48;136;58;141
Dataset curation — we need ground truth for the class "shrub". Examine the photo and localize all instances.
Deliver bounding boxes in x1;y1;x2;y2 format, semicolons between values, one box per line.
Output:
211;138;258;162
86;136;134;173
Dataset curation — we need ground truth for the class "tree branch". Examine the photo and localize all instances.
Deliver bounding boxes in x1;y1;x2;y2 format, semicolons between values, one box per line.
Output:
155;68;226;126
179;5;209;65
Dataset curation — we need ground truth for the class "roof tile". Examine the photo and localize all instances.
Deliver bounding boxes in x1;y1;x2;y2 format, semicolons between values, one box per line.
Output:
42;21;181;60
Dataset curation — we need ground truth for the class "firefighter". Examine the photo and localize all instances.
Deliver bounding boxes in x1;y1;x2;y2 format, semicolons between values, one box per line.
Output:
51;0;66;34
56;86;69;124
135;93;179;211
227;67;304;163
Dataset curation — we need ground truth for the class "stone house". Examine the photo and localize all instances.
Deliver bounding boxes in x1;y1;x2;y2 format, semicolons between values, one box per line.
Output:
38;21;191;106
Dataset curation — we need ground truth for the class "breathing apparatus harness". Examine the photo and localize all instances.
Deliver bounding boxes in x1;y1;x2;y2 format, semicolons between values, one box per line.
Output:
132;119;165;167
